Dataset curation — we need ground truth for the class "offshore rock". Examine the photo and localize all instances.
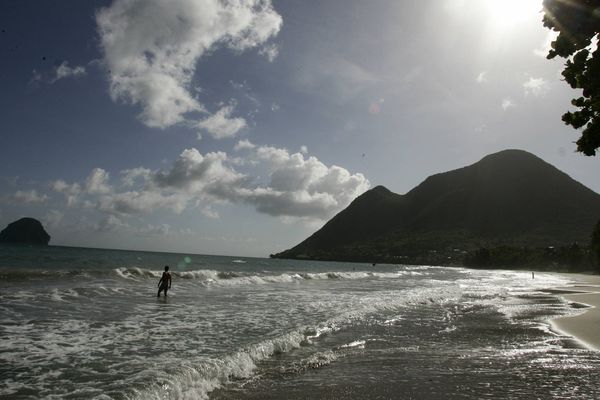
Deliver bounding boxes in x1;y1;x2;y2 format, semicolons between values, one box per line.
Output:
0;217;50;245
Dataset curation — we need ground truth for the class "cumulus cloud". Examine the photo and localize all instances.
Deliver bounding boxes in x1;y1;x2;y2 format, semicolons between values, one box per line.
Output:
98;190;189;215
96;0;282;130
234;139;256;151
523;77;550;97
51;144;370;221
86;168;111;194
52;168;113;206
153;149;245;190
13;190;48;204
197;105;247;139
52;180;82;207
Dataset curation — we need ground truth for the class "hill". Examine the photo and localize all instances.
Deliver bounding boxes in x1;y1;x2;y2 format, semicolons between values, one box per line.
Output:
272;149;600;263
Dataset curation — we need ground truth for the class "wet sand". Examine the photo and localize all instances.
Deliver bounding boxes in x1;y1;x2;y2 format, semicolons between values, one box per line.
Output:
548;274;600;351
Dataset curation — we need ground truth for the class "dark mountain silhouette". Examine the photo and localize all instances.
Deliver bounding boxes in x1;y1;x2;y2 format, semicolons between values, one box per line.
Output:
273;149;600;261
0;218;50;245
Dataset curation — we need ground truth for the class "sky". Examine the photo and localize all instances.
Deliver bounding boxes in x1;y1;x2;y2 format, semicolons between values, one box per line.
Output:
1;0;599;257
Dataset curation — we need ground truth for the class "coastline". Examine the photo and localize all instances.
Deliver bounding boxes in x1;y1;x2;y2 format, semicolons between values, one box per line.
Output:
546;273;600;351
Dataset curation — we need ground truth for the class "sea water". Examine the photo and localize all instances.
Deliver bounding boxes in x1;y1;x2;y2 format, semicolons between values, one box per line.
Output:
1;244;599;399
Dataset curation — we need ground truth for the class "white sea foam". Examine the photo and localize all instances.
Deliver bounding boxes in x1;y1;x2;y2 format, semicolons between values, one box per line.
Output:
382;316;403;325
110;267;418;290
340;339;366;349
115;267;162;280
453;270;574;322
304;323;340;342
279;350;339;376
126;330;308;400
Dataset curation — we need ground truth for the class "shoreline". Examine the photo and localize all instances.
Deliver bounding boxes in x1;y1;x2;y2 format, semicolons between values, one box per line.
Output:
545;273;600;351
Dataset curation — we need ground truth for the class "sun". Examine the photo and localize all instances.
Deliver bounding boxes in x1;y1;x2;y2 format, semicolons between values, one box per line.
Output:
484;0;543;28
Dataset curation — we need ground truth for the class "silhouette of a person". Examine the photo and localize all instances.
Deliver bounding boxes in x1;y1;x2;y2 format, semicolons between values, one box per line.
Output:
157;265;172;297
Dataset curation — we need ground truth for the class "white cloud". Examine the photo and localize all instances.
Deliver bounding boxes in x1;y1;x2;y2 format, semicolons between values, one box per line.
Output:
30;62;86;85
98;190;189;215
153;149;244;190
300;145;308;154
523;77;550;97
121;167;151;186
52;169;111;207
138;223;171;236
197;104;247;139
259;43;279;62
85;168;111;194
234;139;256;151
51;144;370;221
13;190;48;204
96;0;282;129
52;180;82;207
501;98;516;110
95;215;129;232
53;61;86;82
52;180;80;194
29;70;43;84
201;206;220;219
229;145;371;219
476;71;487;83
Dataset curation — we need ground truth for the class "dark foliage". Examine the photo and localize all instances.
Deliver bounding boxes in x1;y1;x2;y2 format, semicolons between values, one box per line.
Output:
592;219;600;269
464;244;593;272
543;0;600;155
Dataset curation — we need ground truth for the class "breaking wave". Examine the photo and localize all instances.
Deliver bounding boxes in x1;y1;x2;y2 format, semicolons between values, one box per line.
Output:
0;266;429;287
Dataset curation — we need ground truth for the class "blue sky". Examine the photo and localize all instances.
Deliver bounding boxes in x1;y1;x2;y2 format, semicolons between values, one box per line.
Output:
1;0;599;256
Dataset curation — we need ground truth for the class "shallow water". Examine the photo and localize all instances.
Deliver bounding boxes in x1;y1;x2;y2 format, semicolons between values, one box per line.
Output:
1;244;599;399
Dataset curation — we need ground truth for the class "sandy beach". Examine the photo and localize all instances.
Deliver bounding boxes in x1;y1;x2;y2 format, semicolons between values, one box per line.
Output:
549;273;600;351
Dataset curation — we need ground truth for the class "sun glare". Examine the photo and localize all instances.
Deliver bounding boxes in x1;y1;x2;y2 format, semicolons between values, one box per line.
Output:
484;0;543;28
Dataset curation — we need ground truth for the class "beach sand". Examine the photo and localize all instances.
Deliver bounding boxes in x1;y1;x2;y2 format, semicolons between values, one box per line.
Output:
548;273;600;351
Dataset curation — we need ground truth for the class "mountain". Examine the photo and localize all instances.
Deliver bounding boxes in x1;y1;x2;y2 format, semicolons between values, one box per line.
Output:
273;149;600;262
0;218;51;245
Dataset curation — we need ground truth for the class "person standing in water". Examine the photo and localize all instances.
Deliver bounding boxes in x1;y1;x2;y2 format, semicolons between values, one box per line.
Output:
157;265;172;297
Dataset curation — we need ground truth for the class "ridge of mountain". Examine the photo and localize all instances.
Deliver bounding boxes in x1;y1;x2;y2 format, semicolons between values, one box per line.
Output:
273;149;600;262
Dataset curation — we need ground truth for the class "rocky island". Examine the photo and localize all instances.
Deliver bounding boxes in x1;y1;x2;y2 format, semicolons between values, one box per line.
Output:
0;217;51;245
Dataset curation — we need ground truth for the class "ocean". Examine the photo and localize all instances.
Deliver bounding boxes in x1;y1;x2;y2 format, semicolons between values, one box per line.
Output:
1;244;599;399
